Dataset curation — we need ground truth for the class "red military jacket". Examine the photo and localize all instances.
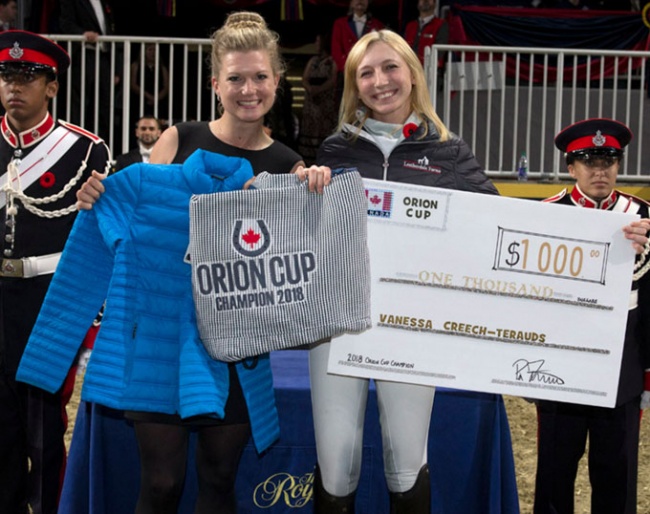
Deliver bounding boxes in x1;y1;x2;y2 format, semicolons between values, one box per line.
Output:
404;17;448;66
331;14;385;73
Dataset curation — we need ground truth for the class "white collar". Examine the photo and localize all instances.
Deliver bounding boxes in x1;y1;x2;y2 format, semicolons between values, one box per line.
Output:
139;142;153;162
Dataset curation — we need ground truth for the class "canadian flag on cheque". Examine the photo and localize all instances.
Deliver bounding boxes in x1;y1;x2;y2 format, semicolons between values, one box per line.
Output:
365;188;393;218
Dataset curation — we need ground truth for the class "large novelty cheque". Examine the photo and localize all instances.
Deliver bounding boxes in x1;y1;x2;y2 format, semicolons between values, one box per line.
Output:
328;179;638;408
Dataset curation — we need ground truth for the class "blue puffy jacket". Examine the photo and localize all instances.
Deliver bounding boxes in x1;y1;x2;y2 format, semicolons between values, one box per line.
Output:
16;149;279;453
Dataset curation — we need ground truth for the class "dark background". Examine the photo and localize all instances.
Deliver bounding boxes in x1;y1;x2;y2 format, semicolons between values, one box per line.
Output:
24;0;642;48
29;0;640;45
28;0;419;45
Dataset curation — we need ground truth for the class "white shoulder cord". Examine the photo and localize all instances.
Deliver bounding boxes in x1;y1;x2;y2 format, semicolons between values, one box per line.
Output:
2;142;111;219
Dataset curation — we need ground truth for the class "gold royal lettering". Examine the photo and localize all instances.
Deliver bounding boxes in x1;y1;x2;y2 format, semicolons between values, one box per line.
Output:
253;471;314;508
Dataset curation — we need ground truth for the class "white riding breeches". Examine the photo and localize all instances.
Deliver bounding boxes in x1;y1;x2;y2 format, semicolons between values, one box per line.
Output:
309;341;435;496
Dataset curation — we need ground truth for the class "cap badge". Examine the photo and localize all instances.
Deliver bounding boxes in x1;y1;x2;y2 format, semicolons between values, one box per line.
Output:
592;130;606;147
8;42;23;61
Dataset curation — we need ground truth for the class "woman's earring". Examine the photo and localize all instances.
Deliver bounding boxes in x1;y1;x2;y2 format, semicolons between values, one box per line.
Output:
355;105;367;122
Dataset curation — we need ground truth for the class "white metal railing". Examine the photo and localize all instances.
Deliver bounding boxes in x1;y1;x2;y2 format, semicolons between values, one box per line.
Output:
426;44;650;182
47;35;217;158
44;35;650;183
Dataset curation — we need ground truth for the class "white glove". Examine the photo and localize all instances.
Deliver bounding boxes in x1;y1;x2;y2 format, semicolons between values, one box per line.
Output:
76;348;92;375
641;391;650;410
641;371;650;409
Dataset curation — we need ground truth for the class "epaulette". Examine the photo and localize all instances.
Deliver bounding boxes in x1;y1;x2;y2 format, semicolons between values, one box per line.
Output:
617;190;650;209
542;188;567;203
58;119;104;144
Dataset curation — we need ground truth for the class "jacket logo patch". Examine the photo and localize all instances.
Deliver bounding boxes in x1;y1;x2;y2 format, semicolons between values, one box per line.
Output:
232;219;271;257
403;157;441;174
366;188;393;218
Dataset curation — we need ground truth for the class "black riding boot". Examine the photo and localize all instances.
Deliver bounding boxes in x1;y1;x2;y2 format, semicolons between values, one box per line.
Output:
389;464;431;514
312;465;356;514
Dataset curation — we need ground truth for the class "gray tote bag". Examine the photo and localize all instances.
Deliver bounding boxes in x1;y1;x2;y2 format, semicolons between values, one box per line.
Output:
188;170;371;362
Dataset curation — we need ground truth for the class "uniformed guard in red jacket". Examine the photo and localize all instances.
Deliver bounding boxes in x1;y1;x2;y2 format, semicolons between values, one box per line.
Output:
403;0;449;66
0;30;111;514
535;118;650;514
331;0;384;102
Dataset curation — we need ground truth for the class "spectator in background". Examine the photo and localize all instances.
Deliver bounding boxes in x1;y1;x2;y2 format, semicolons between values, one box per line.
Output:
404;0;448;67
114;115;162;172
331;0;384;101
298;32;338;165
129;42;169;126
264;75;298;151
0;0;17;32
58;0;120;143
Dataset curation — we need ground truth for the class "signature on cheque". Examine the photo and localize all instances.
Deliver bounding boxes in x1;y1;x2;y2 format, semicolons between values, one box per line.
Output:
513;359;565;385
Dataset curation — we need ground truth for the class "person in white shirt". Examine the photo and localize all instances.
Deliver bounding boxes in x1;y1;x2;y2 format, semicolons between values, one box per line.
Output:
58;0;118;142
114;115;163;172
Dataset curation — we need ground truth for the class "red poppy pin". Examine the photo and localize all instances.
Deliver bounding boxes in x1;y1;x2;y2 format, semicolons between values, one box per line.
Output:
403;123;418;138
39;171;55;188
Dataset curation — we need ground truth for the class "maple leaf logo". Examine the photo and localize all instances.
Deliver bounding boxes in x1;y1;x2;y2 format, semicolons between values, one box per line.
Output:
370;194;382;205
242;229;261;247
232;220;270;257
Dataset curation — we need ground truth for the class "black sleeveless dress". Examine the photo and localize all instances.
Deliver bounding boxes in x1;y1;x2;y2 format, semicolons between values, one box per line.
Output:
174;121;302;174
125;121;302;426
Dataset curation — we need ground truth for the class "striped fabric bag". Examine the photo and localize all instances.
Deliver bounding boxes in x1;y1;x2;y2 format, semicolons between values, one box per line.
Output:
188;170;371;362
